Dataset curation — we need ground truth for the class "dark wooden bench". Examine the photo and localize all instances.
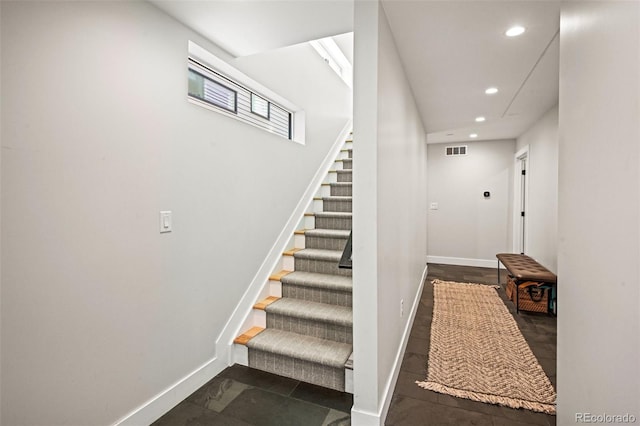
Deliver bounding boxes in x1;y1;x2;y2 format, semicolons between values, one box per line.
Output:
496;253;557;314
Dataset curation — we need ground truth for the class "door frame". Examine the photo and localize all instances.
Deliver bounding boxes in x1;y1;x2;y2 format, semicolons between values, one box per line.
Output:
513;145;530;254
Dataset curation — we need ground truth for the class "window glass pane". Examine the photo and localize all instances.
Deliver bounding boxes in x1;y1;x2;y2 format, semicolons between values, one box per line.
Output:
251;94;270;119
203;79;236;112
188;70;204;99
188;69;236;112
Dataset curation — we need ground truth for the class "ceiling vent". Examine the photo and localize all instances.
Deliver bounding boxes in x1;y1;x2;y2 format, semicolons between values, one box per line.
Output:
446;145;467;156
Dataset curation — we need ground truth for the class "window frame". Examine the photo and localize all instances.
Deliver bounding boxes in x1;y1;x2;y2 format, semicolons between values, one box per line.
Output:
188;68;238;114
187;57;294;141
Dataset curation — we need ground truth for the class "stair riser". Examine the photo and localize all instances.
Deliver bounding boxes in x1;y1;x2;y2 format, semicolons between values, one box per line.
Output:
319;185;331;198
305;235;348;251
315;216;351;231
342;159;352;170
323;199;352;213
294;233;305;249
295;257;352;277
330;184;352;197
282;284;352;307
336;170;352;183
248;350;346;392
266;314;352;344
325;172;337;184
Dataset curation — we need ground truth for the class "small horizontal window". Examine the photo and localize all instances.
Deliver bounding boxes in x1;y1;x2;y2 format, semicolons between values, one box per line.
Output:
188;58;292;140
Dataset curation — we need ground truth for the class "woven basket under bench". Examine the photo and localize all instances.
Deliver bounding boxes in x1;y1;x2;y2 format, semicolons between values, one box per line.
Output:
506;276;549;313
497;253;557;315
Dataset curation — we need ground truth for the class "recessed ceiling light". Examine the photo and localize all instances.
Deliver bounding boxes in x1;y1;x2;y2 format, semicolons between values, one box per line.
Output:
506;26;526;37
475;116;486;122
469;133;478;138
485;87;498;95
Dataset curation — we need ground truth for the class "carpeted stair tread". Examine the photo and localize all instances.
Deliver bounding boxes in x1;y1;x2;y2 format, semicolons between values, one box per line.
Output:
313;211;352;218
321;196;352;201
266;298;352;326
246;329;352;368
281;271;352;292
304;229;351;239
294;248;342;262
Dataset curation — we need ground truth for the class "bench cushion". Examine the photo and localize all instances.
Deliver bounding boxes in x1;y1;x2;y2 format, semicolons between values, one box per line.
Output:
496;253;557;283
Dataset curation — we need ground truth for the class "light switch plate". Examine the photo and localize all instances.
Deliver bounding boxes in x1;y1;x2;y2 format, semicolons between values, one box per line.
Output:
160;211;172;233
430;202;439;210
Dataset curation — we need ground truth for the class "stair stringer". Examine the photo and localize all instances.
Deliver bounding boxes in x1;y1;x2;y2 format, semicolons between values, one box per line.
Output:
214;120;353;367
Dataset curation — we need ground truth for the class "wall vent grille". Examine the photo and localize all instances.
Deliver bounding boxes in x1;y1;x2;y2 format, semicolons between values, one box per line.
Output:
445;145;468;156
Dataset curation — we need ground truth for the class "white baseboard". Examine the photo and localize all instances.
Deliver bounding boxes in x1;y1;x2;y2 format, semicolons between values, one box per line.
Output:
350;408;382;426
351;264;428;426
379;264;428;424
214;119;353;365
427;255;504;269
113;356;226;426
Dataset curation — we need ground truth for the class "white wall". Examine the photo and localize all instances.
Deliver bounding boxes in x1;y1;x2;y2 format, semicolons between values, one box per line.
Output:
427;139;515;267
516;105;558;272
558;1;639;423
0;1;351;425
0;2;2;421
352;2;428;424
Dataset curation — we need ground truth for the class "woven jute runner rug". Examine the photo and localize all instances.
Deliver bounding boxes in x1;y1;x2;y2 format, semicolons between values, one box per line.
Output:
416;279;556;414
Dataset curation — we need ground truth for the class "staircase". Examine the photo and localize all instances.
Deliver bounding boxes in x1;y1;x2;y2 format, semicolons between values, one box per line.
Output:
234;136;353;392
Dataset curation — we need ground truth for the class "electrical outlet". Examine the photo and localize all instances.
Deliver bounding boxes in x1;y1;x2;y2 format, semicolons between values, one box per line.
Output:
400;299;404;317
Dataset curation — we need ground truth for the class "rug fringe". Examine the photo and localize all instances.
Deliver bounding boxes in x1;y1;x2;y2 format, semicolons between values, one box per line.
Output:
415;380;556;415
432;279;500;290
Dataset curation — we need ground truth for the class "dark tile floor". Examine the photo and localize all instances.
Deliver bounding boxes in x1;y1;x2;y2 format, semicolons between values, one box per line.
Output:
153;263;556;426
152;363;352;426
386;263;557;426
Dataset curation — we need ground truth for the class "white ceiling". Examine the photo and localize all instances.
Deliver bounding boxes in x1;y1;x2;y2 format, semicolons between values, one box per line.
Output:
151;0;560;144
382;1;560;143
150;0;354;57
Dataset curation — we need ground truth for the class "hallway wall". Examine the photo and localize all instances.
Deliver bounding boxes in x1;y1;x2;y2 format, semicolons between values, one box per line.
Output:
558;1;639;422
0;1;351;424
352;2;428;423
427;139;515;267
516;105;558;272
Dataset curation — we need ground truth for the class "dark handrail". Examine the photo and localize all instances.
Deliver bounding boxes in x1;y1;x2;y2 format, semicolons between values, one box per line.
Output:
339;231;352;269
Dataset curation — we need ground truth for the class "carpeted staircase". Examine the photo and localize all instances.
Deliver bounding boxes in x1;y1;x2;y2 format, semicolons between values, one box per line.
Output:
234;137;353;392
